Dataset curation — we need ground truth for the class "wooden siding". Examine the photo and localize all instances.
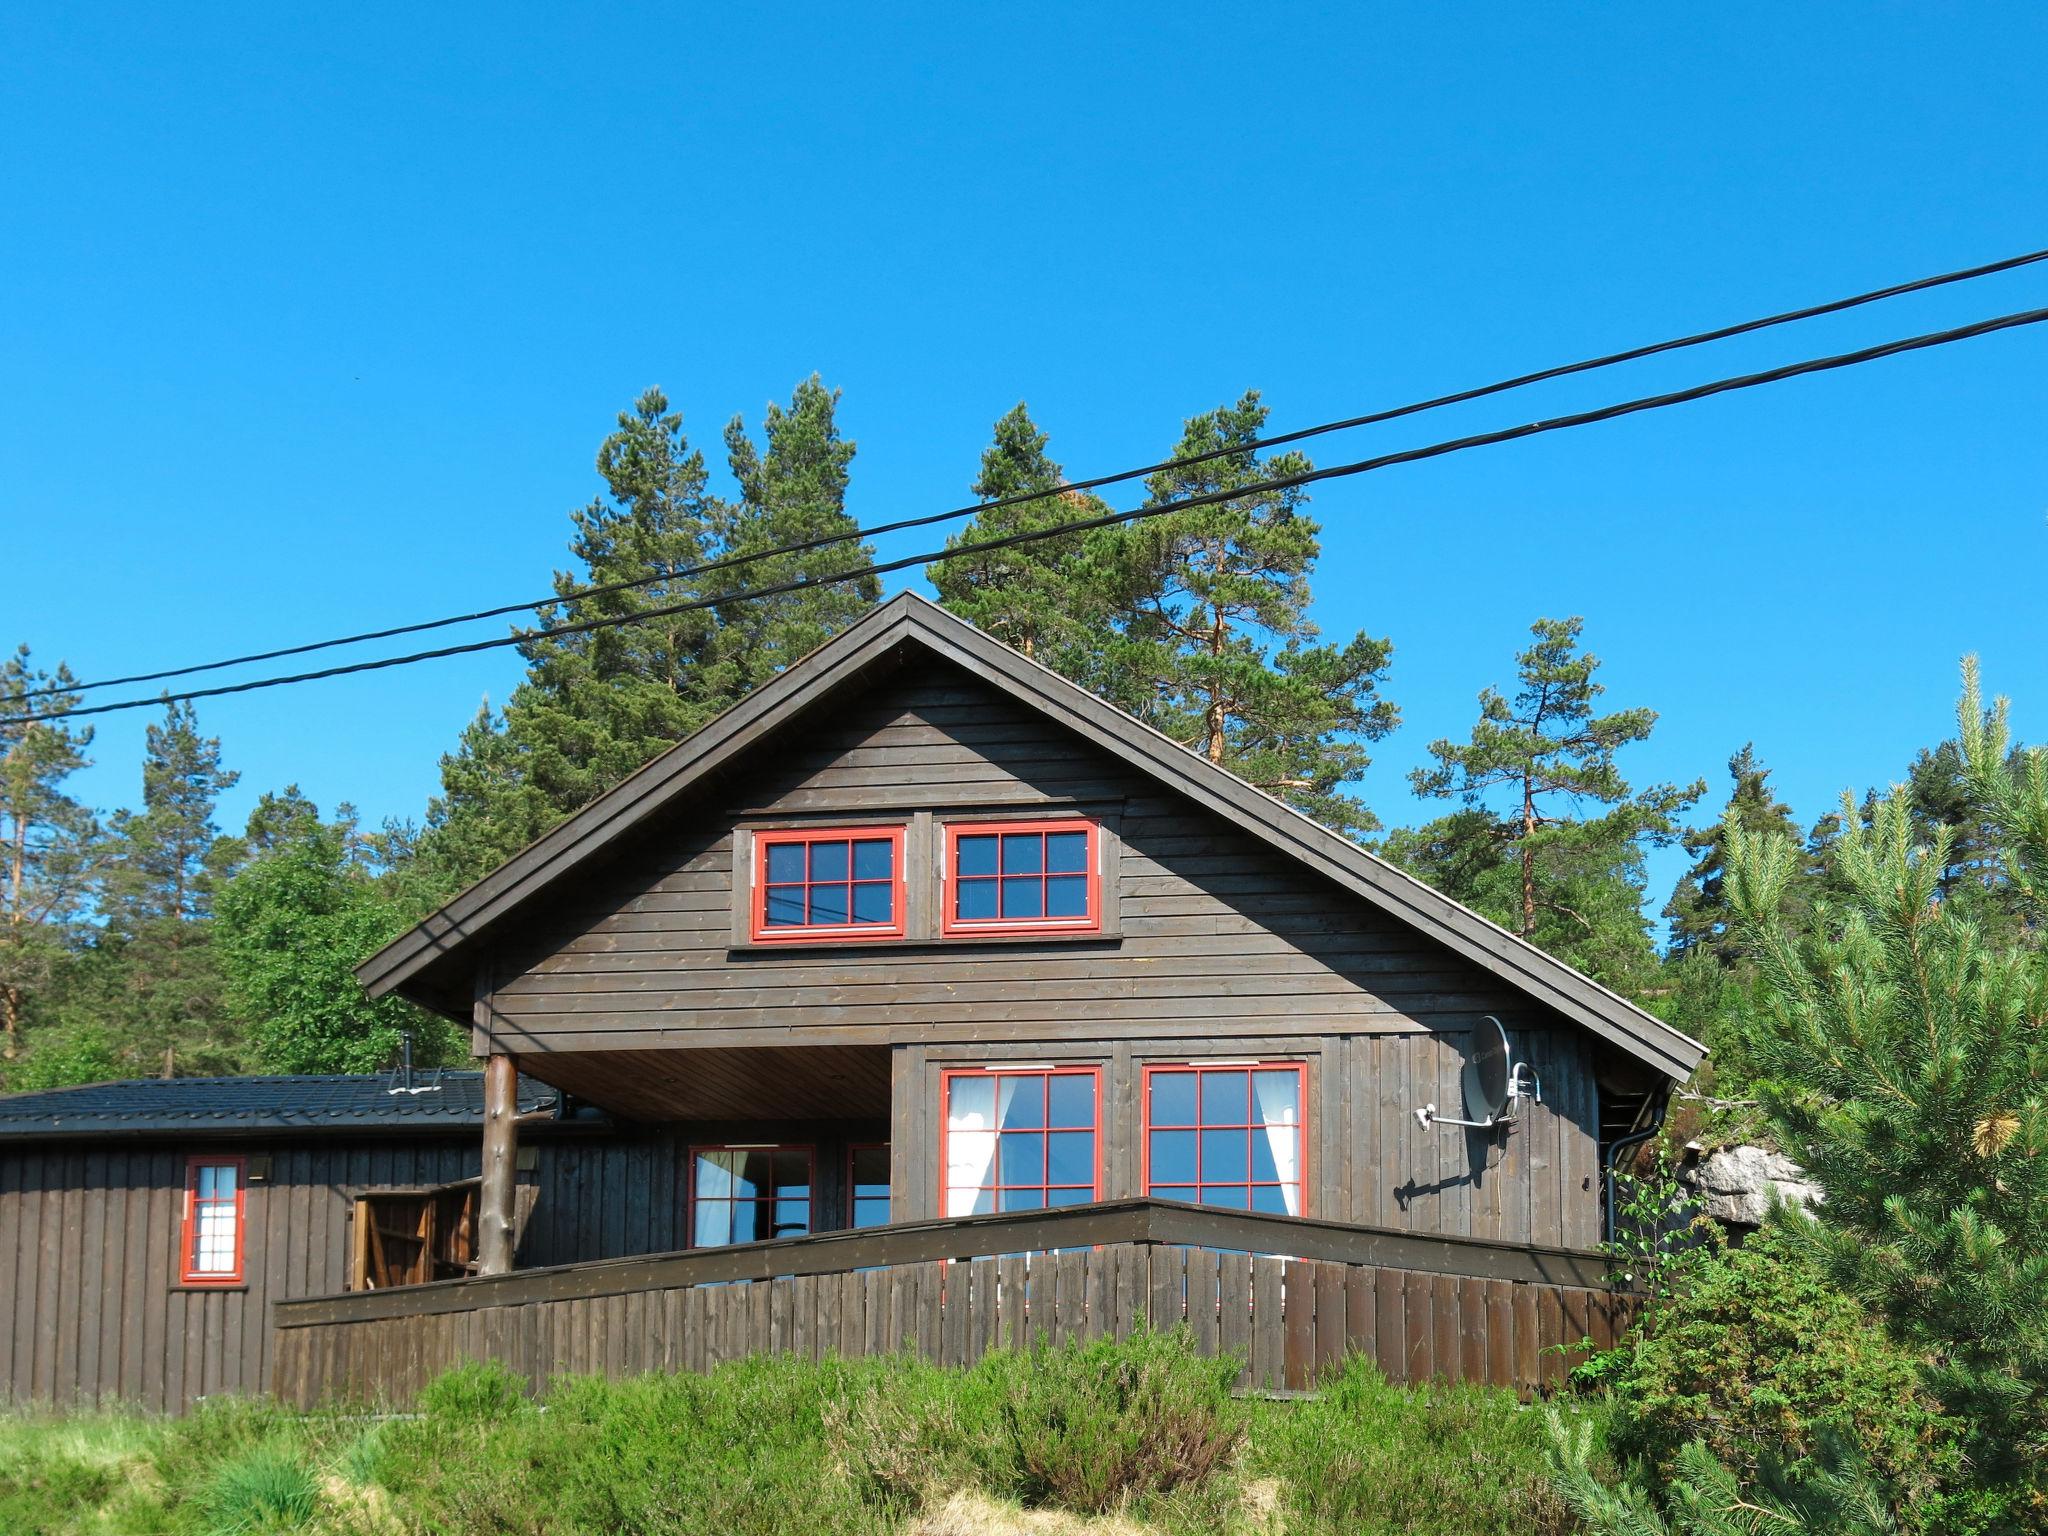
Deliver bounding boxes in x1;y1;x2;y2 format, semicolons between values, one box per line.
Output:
0;1123;884;1413
475;664;1603;1248
481;671;1543;1049
271;1201;1634;1407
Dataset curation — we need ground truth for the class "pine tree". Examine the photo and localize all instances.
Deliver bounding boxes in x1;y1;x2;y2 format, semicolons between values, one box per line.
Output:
218;793;463;1073
1697;657;2048;1507
1664;744;1805;964
928;404;1114;676
708;375;879;694
82;700;246;1076
424;389;733;887
1403;618;1701;990
424;379;879;890
1101;391;1397;836
0;649;102;1067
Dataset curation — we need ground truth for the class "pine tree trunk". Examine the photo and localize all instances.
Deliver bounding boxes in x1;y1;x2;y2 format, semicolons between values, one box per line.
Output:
1205;604;1227;764
1520;771;1538;938
3;810;22;1058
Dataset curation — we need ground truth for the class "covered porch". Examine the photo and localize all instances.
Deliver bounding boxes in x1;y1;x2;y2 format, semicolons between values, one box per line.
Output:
271;1198;1633;1407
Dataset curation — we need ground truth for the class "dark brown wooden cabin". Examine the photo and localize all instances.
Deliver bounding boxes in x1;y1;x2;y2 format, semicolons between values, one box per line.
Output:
6;595;1705;1412
276;595;1701;1403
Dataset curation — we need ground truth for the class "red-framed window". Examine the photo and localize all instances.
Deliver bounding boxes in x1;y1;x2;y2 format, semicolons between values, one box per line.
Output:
846;1143;891;1229
941;1066;1101;1216
1141;1062;1307;1217
688;1145;816;1247
941;818;1100;937
750;826;907;943
180;1155;246;1285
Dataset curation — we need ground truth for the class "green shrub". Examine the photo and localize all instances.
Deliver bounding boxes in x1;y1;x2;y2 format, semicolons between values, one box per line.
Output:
1253;1358;1588;1536
1599;1224;1989;1533
980;1329;1246;1514
194;1443;318;1534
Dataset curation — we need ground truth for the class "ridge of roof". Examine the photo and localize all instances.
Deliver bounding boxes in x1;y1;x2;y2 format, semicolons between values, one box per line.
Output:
358;593;1704;1080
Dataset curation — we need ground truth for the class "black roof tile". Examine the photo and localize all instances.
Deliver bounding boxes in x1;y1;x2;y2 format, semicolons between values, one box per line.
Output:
0;1071;557;1138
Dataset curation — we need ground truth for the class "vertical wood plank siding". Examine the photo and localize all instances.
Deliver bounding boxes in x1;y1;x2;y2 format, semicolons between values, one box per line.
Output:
271;1245;1631;1408
0;1127;762;1414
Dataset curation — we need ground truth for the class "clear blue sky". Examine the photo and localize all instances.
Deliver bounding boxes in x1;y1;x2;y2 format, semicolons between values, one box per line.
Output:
5;5;2044;922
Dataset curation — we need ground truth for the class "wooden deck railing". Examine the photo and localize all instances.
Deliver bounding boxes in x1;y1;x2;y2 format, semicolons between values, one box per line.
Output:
270;1200;1631;1406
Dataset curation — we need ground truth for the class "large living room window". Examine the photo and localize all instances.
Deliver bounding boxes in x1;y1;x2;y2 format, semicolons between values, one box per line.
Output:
1142;1063;1306;1216
750;826;907;942
689;1145;816;1246
941;1066;1100;1216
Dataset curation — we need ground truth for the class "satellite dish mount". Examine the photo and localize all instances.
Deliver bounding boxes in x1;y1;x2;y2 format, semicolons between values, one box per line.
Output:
1414;1016;1541;1132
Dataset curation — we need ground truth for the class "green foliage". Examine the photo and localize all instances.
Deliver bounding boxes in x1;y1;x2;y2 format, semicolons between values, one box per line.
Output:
1550;1407;1899;1536
1100;391;1398;836
0;1338;1597;1535
53;700;248;1079
1396;617;1700;994
1255;1359;1586;1536
424;378;878;891
1663;745;1808;966
215;795;460;1074
1726;673;2048;1492
928;403;1117;679
195;1443;318;1533
0;647;102;1071
1598;1227;1980;1530
986;1330;1246;1513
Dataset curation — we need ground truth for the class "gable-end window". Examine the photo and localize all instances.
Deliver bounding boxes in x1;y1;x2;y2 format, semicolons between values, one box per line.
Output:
751;827;906;943
690;1145;815;1246
941;1066;1100;1216
181;1155;245;1285
942;818;1100;937
847;1143;891;1229
1143;1063;1306;1216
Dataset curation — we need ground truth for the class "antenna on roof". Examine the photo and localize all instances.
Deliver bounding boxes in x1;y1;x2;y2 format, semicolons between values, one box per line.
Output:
1414;1016;1541;1132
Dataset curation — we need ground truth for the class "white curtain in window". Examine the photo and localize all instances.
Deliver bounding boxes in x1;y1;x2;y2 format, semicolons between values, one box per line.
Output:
945;1078;999;1217
693;1152;735;1246
1252;1072;1302;1215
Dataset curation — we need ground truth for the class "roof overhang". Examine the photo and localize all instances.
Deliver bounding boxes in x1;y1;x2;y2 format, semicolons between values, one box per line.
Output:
360;594;1705;1082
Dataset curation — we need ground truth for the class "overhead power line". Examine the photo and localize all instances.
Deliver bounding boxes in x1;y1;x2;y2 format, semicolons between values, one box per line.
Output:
18;298;2048;728
25;243;2048;703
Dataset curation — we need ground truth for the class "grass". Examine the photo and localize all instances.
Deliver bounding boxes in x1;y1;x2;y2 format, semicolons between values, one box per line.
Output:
0;1331;1606;1535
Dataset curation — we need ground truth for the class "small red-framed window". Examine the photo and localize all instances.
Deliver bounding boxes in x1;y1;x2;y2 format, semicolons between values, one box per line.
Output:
688;1144;816;1247
940;1066;1101;1217
846;1143;891;1229
750;826;907;943
1141;1062;1307;1217
941;818;1100;937
180;1155;246;1285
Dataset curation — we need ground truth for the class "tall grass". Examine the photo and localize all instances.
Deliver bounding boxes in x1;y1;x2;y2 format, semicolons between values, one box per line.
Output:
0;1332;1605;1535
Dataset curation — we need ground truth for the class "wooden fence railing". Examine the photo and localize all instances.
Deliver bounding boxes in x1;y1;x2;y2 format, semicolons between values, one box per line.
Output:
271;1200;1631;1407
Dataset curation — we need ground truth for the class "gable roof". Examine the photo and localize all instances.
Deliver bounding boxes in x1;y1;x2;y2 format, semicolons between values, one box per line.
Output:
362;593;1705;1081
0;1071;559;1140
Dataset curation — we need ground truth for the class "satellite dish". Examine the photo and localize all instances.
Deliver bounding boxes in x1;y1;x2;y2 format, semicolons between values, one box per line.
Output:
1461;1017;1513;1123
1414;1016;1541;1132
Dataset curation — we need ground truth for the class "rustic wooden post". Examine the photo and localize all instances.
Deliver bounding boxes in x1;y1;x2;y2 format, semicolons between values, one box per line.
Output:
478;1052;519;1276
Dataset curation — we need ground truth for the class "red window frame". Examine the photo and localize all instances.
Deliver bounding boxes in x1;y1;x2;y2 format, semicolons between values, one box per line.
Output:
686;1144;818;1248
750;825;907;943
940;817;1101;937
845;1142;892;1230
180;1154;246;1285
939;1065;1102;1217
1140;1061;1309;1217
